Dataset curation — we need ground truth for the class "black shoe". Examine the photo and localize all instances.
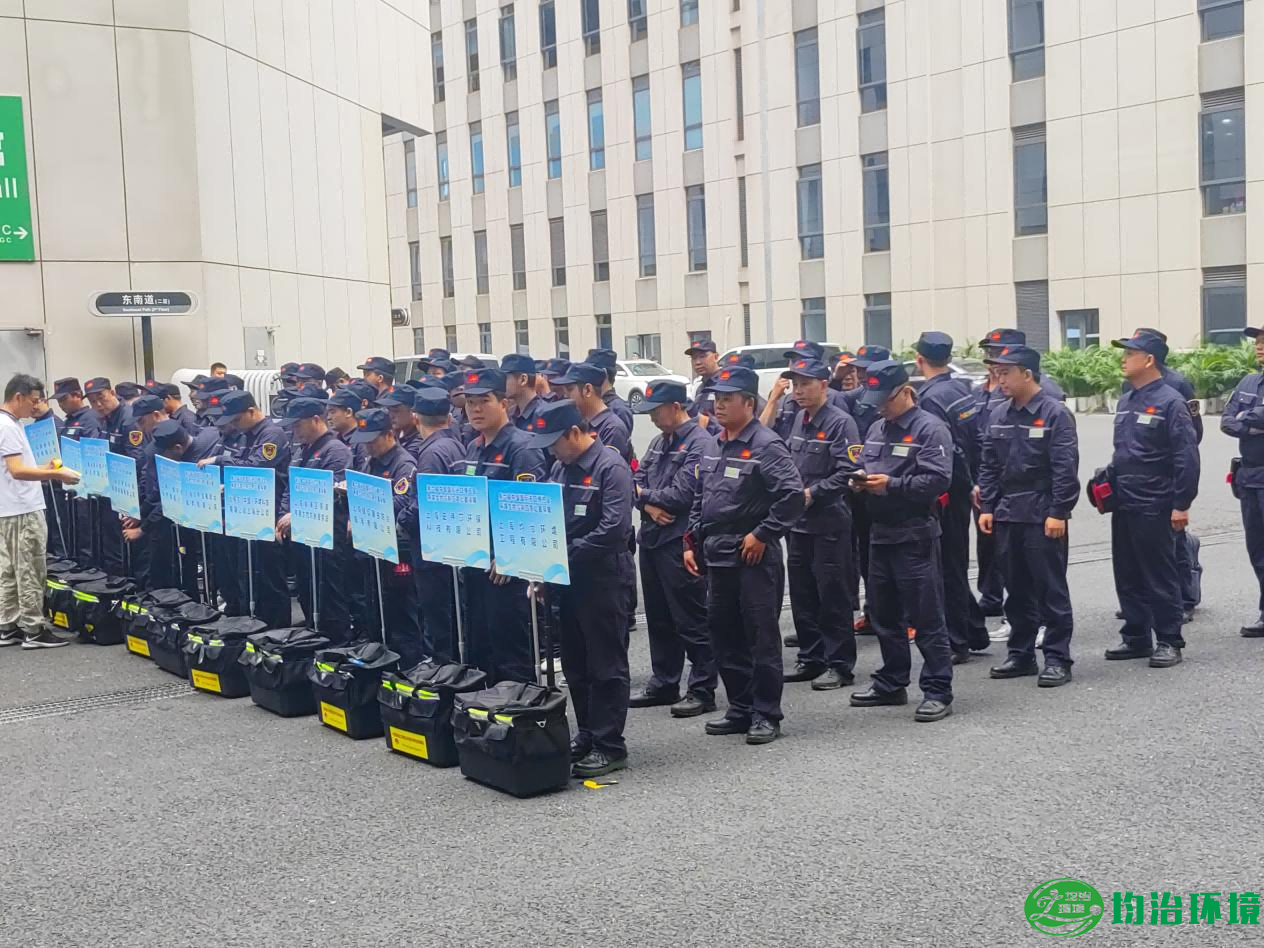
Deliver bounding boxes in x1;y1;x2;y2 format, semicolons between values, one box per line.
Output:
572;751;628;779
980;601;1004;618
1181;609;1194;625
849;685;908;707
1104;641;1153;661
783;661;825;683
628;688;679;709
989;656;1039;679
746;717;781;745
1149;643;1183;668
811;667;854;691
670;693;716;718
1241;621;1264;638
1037;665;1072;688
569;738;592;763
951;651;972;666
704;715;751;736
782;633;799;648
914;699;953;722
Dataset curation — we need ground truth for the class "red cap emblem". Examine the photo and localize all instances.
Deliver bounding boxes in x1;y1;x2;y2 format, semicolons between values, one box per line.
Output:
210;396;220;405
1001;348;1010;355
645;386;653;396
358;419;366;427
867;376;879;387
991;332;1001;340
858;347;867;355
796;361;806;368
467;374;478;384
796;341;806;349
535;417;546;428
720;371;731;380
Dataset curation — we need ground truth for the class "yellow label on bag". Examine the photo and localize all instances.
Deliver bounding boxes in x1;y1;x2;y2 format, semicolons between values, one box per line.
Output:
388;726;429;760
126;635;150;657
191;669;221;693
53;611;69;628
320;702;348;731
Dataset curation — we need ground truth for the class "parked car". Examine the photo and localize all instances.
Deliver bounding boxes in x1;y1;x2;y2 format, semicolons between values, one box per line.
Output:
901;357;990;392
710;344;845;397
393;352;499;382
613;359;689;407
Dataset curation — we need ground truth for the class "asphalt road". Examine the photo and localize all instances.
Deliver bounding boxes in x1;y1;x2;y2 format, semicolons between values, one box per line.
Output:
4;415;1263;947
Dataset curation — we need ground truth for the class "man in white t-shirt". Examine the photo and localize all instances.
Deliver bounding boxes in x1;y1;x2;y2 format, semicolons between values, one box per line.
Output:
0;374;81;649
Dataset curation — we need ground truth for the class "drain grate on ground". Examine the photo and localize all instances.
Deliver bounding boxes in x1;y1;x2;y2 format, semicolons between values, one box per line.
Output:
0;681;194;725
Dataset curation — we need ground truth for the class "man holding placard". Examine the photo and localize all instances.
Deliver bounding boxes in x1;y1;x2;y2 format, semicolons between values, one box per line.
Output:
118;394;165;587
53;378;103;564
83;378;133;574
153;419;221;597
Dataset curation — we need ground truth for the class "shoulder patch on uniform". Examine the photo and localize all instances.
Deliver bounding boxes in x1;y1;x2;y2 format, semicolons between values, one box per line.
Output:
394;477;410;495
1188;399;1201;416
261;442;277;461
128;430;143;447
515;473;537;482
847;443;863;463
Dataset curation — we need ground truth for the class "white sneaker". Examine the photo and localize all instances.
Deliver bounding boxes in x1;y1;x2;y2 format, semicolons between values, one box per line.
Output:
21;629;69;649
990;620;1011;643
1036;626;1046;648
0;627;22;647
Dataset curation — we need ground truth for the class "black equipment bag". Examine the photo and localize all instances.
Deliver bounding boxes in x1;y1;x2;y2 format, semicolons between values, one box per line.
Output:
453;681;571;797
69;575;137;646
118;588;193;658
379;661;489;767
307;641;400;739
147;601;222;678
46;568;104;633
240;627;331;716
43;558;79;630
183;616;269;697
1086;466;1118;515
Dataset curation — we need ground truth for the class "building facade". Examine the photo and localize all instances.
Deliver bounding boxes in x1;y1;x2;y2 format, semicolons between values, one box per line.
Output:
396;0;1258;377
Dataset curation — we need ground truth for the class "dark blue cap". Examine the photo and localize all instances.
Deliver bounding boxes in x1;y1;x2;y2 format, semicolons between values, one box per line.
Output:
429;359;459;375
554;362;607;388
278;397;330;426
710;366;760;395
633;380;690;413
211;389;257;422
437;372;464;392
413;388;452;416
915;331;954;362
83;377;112;394
295;362;325;380
377;387;415;409
540;358;571;379
293;382;328;400
131;394;165;416
52;378;83;399
858;360;911;406
980;328;1026;349
983;344;1041;374
343;380;377;404
357;355;395;375
832;351;857;367
780;358;831;381
115;382;144;399
586;348;618;369
685;339;717;355
458;355;486;369
1246;326;1264;339
279;362;300;377
327;389;362;412
784;340;825;360
427;348;452;361
200;376;236;395
350;407;393;443
523;399;584;448
1111;330;1168;363
720;352;756;369
500;353;537;375
155;383;181;399
153;418;191;450
853;345;893;368
462;368;507;396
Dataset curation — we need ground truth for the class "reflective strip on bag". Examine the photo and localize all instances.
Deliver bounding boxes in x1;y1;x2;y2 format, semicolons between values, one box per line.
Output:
417;689;439;701
467;708;489;721
315;661;336;674
72;591;100;603
493;714;514;725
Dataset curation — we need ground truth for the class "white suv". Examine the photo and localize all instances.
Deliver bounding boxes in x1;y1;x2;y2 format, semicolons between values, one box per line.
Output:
709;344;845;397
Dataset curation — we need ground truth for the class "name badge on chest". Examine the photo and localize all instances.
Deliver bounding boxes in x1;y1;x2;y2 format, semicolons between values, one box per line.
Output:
464;463;478;475
891;444;911;457
1136;412;1155;425
724;466;741;479
574;504;588;517
1028;427;1045;438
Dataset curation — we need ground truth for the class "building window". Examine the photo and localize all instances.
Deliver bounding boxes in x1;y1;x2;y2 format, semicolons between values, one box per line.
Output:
797;163;824;260
633;75;653;161
440;236;455;298
686;184;707;272
680;0;699;27
801;298;827;343
626;333;662;361
479;321;493;353
587;89;606;170
554;317;570;358
1015;280;1050;351
1059;309;1100;350
436;132;450;201
404;138;417;208
409;240;422;301
510;223;527;290
1203;266;1247;345
734;48;746;141
862;152;890;252
1200;0;1243;42
412;326;425;353
506;111;522;187
1007;0;1044;82
738;176;749;268
500;4;518;81
465;18;480;92
595;314;613;351
582;0;601;55
863;293;892;349
795;28;821;127
636;193;657;277
469;122;485;194
857;11;887;113
1013;124;1047;236
474;230;489;295
629;0;647;41
742;303;752;345
445;323;458;352
591;210;610;282
515;319;530;354
682;61;703;151
432;31;445;103
549;217;566;286
1201;91;1246;216
539;0;557;69
545;99;562;179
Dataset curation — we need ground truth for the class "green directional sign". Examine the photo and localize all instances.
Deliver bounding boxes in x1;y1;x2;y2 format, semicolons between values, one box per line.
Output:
0;96;34;262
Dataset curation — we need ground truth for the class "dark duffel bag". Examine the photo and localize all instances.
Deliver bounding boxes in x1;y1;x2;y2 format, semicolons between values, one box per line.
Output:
308;642;400;739
379;661;489;767
184;616;269;698
147;601;222;678
118;589;194;658
240;627;331;716
69;575;137;646
46;568;105;633
453;681;570;798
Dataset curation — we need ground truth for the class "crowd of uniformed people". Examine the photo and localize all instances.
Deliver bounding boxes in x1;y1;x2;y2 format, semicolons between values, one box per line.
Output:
28;316;1252;779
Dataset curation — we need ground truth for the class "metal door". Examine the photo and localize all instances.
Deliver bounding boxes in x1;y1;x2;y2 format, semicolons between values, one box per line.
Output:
242;327;275;370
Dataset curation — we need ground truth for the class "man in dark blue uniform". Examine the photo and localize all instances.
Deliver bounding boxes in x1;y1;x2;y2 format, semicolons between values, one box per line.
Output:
977;346;1080;686
586;348;635;432
686;339;721;422
848;360;955;722
557;362;633;463
538;358;571;401
762;341;849;439
53;378;104;565
684;366;804;745
451;368;549;682
326;387;367;462
153;419;222;599
1104;330;1200;668
119;394;166;587
357;355;396;398
529;400;635;779
277;397;354;643
83;377;136;574
780;358;861;690
913;331;989;661
629;381;718;717
841;344;891;634
378;386;423;459
504;353;547;431
159;384;203;435
1225;326;1264;635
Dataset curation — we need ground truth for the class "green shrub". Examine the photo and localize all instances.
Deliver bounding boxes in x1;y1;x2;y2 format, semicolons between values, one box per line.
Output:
1042;346;1123;397
1168;341;1257;398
